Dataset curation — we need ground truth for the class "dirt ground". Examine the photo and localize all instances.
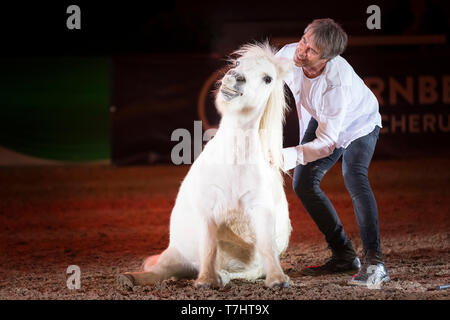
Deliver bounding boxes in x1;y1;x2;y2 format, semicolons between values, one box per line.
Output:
0;157;449;300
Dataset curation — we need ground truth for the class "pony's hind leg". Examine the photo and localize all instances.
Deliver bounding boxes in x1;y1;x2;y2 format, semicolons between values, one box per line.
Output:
141;253;161;271
117;247;197;288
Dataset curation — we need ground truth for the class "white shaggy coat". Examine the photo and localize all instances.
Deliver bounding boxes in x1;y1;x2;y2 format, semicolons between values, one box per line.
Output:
119;43;293;288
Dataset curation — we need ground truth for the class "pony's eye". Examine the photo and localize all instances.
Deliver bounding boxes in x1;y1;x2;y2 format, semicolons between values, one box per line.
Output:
263;75;272;84
235;60;240;67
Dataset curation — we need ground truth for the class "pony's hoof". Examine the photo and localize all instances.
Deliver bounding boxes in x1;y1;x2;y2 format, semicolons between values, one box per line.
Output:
195;281;215;289
117;273;136;289
268;280;290;288
194;275;221;289
265;275;290;288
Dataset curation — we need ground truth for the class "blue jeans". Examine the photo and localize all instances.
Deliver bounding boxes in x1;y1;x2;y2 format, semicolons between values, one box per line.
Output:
293;118;381;251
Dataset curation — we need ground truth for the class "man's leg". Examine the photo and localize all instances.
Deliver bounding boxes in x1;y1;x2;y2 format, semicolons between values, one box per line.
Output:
293;118;360;275
341;126;389;286
293;150;345;247
342;126;381;251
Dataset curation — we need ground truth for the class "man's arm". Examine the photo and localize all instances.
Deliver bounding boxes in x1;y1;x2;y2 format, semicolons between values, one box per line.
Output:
281;85;348;171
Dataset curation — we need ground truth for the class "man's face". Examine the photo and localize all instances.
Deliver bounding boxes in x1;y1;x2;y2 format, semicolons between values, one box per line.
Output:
293;30;326;68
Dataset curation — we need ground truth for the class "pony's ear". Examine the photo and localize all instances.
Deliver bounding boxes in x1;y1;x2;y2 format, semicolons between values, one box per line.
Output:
274;57;293;80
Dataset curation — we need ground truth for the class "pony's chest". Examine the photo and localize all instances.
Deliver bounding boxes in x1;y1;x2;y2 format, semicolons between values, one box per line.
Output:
223;165;267;200
219;209;255;244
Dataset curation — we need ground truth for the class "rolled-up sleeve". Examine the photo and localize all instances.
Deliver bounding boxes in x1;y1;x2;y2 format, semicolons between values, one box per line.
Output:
281;146;304;171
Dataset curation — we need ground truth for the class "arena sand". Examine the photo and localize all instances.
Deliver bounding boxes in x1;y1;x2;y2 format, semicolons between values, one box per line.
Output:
0;157;448;300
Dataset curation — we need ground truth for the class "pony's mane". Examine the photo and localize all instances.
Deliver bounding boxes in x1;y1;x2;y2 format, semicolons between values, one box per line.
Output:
231;41;278;62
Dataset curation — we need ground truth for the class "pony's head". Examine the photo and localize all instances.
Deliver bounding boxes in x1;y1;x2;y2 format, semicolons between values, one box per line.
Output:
216;42;292;118
216;42;293;173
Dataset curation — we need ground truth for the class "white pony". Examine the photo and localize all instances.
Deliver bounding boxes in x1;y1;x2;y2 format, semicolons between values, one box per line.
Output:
118;42;293;289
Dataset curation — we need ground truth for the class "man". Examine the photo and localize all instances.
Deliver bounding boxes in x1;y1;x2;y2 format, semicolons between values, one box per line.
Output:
276;18;389;286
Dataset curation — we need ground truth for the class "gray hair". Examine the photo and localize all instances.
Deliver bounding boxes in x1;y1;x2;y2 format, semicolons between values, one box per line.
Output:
304;18;348;60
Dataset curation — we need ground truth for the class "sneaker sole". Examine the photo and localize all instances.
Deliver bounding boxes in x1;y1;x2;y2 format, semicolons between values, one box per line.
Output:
348;275;390;287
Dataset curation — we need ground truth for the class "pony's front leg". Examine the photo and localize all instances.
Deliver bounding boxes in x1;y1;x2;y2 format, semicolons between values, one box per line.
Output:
194;219;221;289
248;204;290;288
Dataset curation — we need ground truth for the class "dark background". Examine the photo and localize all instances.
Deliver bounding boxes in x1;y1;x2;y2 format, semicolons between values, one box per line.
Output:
1;1;449;55
0;0;449;164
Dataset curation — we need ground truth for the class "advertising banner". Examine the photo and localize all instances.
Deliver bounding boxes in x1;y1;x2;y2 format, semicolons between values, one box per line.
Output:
111;47;450;165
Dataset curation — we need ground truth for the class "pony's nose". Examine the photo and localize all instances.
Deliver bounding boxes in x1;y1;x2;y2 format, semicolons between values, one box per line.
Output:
233;72;246;83
227;70;246;83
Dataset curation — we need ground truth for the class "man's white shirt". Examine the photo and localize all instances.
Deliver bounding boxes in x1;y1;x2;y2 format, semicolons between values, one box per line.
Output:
276;43;382;171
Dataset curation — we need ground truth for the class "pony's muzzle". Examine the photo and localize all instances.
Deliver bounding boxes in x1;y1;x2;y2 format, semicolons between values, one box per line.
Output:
220;71;244;100
220;86;242;101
